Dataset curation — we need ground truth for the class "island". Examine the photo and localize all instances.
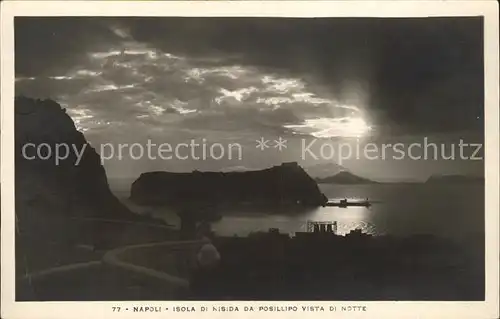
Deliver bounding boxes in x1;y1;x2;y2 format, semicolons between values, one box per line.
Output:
425;174;484;184
130;162;328;207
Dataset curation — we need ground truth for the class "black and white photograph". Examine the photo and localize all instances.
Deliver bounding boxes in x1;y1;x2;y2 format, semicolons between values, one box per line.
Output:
1;1;499;318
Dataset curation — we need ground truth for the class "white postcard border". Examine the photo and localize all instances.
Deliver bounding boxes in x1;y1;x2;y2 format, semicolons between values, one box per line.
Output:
1;1;498;319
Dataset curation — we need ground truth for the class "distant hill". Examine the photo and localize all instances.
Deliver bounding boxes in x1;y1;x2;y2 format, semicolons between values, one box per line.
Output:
315;171;377;184
374;178;423;184
425;174;484;184
304;162;344;179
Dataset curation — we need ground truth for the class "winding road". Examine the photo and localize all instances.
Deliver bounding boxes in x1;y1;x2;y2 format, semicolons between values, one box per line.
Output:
20;217;207;294
22;239;205;289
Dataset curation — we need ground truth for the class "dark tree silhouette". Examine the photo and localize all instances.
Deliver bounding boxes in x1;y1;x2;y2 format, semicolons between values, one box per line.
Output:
177;202;220;240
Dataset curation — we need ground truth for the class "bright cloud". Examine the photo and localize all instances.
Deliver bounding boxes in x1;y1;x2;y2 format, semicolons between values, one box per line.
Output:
285;117;372;138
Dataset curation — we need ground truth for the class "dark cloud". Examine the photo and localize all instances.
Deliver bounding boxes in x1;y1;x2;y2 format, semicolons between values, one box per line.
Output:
15;17;484;135
15;17;122;76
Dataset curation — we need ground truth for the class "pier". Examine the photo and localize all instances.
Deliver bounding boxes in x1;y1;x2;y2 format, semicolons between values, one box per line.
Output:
324;199;371;208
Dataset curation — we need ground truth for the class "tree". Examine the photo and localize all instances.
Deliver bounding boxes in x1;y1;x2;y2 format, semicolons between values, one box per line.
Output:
176;201;221;240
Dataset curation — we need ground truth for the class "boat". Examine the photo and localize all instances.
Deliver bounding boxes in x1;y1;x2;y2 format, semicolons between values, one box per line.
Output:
324;198;371;208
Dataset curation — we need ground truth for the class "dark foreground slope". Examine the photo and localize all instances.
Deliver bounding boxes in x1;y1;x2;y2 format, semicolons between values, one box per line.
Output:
196;231;484;300
131;162;328;207
15;97;174;301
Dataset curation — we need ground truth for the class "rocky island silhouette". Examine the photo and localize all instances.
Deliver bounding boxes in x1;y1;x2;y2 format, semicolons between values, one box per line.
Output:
131;163;328;207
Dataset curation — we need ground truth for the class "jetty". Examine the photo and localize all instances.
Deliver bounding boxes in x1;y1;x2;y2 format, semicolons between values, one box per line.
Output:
324;199;371;208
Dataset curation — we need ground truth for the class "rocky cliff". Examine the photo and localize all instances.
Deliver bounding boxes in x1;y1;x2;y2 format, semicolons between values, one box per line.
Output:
130;162;328;207
14;96;138;221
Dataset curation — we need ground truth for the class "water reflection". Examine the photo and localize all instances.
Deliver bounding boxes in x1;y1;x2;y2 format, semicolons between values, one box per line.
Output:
123;197;386;237
209;205;375;237
305;206;377;236
117;183;484;241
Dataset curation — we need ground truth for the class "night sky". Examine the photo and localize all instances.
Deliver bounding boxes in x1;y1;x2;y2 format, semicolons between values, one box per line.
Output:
15;17;484;180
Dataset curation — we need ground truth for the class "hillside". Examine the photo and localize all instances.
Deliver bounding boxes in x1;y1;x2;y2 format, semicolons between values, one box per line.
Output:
304;162;344;179
315;171;377;184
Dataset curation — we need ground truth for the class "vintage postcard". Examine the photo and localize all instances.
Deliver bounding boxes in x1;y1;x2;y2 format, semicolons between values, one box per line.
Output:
1;1;499;319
